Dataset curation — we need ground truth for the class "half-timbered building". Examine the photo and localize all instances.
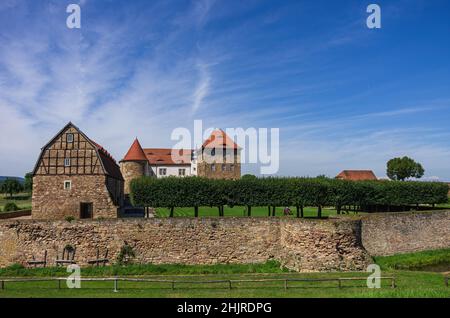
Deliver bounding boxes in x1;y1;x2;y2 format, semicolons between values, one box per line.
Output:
32;122;124;219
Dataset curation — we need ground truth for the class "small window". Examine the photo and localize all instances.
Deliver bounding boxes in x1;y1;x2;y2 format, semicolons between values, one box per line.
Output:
211;148;215;156
159;168;167;176
64;180;71;190
67;133;74;143
222;164;227;171
211;165;216;172
179;169;186;176
64;158;71;167
230;164;235;171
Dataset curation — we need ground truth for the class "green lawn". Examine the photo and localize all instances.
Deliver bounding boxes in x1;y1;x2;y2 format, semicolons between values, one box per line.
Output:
0;270;447;298
375;248;450;272
0;250;449;298
155;206;347;218
0;193;31;212
437;200;450;209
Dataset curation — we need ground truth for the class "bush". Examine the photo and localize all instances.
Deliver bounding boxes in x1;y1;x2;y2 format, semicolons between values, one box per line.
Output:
3;202;19;212
65;216;75;222
117;243;136;265
130;176;449;216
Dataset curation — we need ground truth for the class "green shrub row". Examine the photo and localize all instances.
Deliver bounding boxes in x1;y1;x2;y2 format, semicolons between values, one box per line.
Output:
130;177;449;216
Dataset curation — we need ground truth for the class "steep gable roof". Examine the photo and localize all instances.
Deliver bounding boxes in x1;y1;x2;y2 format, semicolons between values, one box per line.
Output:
202;129;240;149
144;148;193;165
90;141;123;180
122;138;147;161
336;170;377;181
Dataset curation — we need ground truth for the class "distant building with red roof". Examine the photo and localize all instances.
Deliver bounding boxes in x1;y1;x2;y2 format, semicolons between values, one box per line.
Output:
336;170;378;181
120;129;241;194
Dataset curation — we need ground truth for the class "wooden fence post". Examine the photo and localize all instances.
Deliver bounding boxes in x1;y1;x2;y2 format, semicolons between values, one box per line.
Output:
113;278;118;292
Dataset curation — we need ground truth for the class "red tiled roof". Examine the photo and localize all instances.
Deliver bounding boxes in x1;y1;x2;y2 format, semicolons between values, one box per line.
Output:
202;129;240;149
90;140;123;180
336;170;377;181
122;138;148;161
144;148;193;165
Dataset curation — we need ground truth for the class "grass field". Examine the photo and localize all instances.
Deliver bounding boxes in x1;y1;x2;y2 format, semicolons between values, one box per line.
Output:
0;270;447;298
0;250;449;298
0;193;31;212
155;206;345;218
375;248;450;272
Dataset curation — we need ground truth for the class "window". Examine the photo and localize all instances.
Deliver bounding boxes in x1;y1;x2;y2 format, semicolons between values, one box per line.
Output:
222;164;227;171
64;158;71;167
67;133;74;143
211;165;216;172
179;168;186;176
211;148;215;156
64;180;71;190
230;164;235;171
159;168;167;176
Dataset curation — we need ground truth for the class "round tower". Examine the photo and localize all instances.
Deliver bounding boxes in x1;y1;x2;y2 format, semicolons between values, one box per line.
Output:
120;138;148;195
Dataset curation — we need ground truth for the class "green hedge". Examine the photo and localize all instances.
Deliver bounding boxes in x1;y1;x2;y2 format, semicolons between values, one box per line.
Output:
130;177;449;216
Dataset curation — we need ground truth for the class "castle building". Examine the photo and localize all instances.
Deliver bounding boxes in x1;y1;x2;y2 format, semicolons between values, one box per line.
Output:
120;129;241;194
32;122;124;219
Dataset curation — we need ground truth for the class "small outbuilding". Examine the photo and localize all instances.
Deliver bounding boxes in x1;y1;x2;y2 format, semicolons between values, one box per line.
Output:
336;170;377;181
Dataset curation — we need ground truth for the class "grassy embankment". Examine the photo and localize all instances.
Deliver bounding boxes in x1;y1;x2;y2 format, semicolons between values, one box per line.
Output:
0;250;449;298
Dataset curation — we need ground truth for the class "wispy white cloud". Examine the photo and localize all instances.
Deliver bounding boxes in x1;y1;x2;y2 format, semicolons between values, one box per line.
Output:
0;0;449;181
192;62;211;112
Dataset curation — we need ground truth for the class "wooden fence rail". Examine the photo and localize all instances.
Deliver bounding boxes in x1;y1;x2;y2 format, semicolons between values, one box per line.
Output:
0;276;397;291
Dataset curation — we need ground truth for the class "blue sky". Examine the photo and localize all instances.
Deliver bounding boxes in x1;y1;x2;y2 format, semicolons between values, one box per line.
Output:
0;0;449;179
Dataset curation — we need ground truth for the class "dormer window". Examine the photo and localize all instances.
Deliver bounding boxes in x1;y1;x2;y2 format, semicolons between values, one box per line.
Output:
67;133;74;143
211;148;215;156
64;158;71;167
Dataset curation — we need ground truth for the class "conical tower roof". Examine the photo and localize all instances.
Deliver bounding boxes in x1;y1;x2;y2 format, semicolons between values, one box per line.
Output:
122;138;148;161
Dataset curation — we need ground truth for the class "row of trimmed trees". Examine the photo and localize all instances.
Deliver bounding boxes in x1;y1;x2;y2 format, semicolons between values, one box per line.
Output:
130;176;449;217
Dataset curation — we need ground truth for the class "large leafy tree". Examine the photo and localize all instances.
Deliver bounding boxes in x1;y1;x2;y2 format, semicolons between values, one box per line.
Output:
0;178;24;198
24;172;33;193
386;156;425;181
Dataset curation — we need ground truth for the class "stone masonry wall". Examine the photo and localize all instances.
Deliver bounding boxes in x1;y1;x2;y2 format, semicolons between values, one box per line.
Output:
120;161;144;194
197;163;241;180
0;218;371;272
361;210;450;256
32;175;118;219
